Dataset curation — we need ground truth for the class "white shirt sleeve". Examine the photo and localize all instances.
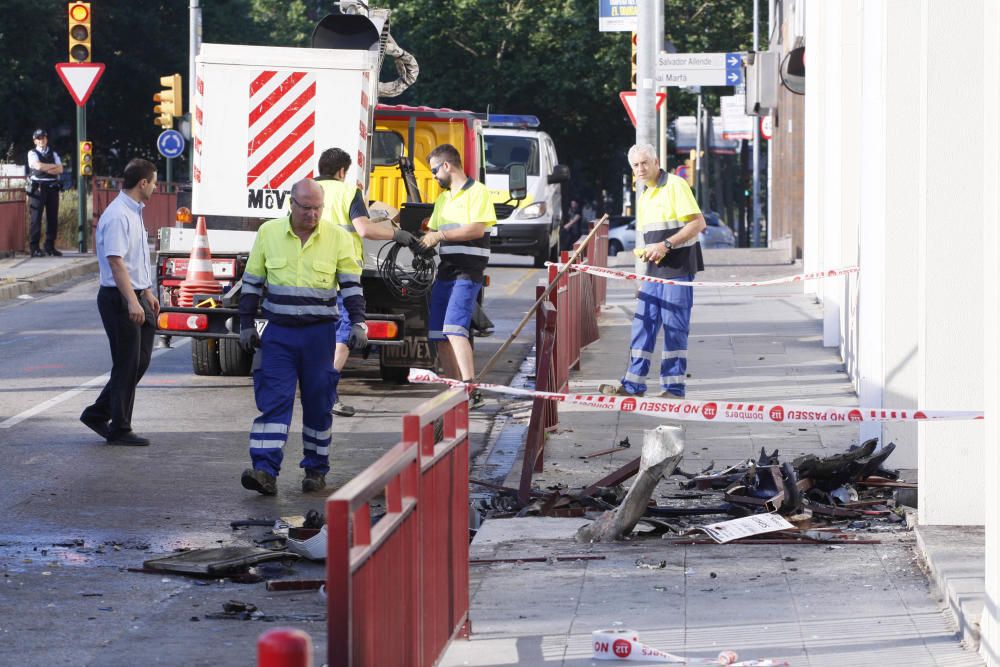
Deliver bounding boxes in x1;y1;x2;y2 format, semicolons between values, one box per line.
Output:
27;151;39;171
52;152;62;167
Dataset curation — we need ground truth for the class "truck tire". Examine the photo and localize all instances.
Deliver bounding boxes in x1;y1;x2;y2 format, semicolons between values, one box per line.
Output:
379;359;409;383
219;337;253;376
191;338;222;376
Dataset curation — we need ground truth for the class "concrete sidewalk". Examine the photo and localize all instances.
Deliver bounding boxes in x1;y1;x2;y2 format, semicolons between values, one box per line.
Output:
0;252;99;302
442;250;984;667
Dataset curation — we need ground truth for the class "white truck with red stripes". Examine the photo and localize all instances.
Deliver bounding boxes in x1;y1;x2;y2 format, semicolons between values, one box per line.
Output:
155;10;415;377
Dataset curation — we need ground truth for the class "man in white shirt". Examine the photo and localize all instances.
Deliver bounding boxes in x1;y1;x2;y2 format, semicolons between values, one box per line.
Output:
27;129;64;257
80;159;160;446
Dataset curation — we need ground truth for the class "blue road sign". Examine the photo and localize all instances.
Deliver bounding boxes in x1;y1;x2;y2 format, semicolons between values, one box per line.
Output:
725;52;744;86
157;129;185;159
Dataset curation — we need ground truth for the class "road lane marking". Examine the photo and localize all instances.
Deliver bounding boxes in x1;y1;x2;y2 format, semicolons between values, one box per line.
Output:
0;338;189;429
503;268;538;297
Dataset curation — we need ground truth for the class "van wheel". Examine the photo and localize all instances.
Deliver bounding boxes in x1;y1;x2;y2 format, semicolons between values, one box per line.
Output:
192;338;222;376
219;337;253;376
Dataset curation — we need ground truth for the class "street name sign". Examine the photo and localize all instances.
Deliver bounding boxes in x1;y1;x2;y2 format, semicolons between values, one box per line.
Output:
55;62;105;106
157;130;186;159
655;52;743;87
599;0;637;32
619;91;666;127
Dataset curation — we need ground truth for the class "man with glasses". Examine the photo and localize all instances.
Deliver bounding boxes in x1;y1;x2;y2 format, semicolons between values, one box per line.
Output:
316;147;416;416
238;178;366;495
419;143;497;409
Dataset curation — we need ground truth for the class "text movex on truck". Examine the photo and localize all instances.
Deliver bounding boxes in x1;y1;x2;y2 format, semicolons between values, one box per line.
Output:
483;115;570;267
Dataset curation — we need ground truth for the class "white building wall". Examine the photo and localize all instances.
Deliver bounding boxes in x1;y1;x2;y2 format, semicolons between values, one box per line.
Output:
980;1;1000;662
839;2;863;385
915;0;984;525
802;0;822;297
820;1;843;346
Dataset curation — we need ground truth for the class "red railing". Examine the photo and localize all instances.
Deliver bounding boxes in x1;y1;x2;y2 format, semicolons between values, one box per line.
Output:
93;178;182;247
0;177;28;253
326;388;470;667
520;220;609;498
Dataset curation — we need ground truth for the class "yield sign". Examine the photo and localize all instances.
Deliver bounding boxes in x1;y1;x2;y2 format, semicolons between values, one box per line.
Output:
55;63;105;106
619;91;667;127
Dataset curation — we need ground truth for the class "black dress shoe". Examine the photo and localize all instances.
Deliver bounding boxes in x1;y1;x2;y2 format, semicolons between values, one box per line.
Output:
107;431;150;447
30;249;44;258
80;415;111;439
45;247;63;257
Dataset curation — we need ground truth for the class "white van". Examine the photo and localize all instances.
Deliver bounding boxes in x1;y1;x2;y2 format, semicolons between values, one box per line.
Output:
483;116;570;267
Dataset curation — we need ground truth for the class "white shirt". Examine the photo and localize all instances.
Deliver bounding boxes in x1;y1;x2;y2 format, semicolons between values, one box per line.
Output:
27;147;62;182
96;192;152;290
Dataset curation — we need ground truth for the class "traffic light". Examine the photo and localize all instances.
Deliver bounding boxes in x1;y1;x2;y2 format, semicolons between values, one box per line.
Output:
153;74;183;129
79;141;93;176
67;2;92;63
630;32;637;90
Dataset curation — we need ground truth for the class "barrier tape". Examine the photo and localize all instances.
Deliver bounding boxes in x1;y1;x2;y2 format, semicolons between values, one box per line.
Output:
409;370;983;424
592;628;788;665
545;263;859;288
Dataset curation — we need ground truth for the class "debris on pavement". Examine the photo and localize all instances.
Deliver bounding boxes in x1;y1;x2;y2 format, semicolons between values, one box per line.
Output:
142;547;299;577
692;514;794;544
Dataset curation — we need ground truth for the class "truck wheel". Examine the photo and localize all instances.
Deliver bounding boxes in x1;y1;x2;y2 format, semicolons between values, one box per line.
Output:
219;337;253;376
191;338;222;376
379;359;410;383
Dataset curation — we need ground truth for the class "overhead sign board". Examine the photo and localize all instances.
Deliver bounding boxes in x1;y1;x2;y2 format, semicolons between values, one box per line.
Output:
55;62;105;106
720;95;753;140
598;0;637;32
655;52;743;87
619;91;666;128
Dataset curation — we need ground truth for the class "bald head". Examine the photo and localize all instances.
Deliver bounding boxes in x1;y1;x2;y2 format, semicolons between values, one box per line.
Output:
289;178;324;234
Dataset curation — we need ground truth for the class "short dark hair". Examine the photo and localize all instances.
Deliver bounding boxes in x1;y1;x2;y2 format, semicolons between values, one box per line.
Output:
318;147;351;177
122;159;156;189
428;143;462;170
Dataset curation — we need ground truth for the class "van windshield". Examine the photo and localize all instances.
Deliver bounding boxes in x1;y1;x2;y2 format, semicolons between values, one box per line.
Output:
484;136;539;176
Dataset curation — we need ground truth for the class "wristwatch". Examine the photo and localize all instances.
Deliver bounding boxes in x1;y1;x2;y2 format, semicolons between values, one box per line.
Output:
663;240;674;251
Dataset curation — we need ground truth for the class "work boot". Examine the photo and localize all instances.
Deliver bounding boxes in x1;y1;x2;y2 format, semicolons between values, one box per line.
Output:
241;468;277;496
468;389;486;410
301;470;326;493
597;383;644;397
331;401;356;417
30;248;44;258
45;247;63;257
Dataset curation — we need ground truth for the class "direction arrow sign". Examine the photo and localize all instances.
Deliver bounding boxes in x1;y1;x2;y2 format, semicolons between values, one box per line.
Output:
55;63;105;106
619;91;667;128
157;130;186;159
655;52;744;87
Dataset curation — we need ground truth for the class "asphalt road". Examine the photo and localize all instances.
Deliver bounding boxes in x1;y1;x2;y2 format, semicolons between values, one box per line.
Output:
0;254;541;666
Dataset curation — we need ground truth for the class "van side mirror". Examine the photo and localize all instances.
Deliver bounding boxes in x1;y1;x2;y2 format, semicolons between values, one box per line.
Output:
508;164;528;201
548;164;570;185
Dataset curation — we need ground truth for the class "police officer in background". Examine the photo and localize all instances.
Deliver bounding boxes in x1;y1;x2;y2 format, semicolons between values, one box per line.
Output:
27;129;64;257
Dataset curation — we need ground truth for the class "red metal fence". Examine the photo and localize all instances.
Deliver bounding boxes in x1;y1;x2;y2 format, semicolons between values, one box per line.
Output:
93;178;182;246
520;220;609;499
326;387;470;667
0;177;28;253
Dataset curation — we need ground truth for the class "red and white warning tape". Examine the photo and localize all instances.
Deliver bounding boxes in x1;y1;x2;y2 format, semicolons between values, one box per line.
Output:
592;628;787;665
409;370;983;424
545;263;859;288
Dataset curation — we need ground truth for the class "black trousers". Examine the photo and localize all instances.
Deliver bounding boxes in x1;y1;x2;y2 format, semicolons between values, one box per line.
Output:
82;287;155;437
28;183;60;250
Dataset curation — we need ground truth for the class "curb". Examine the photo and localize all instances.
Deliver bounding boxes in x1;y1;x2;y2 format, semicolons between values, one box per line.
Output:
913;524;984;651
0;259;100;302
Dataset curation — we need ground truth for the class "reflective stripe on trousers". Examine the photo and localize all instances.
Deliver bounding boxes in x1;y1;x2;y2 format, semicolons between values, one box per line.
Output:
249;320;339;476
621;277;693;397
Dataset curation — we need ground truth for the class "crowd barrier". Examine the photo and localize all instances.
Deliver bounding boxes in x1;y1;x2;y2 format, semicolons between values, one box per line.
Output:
326;387;470;667
0;177;28;253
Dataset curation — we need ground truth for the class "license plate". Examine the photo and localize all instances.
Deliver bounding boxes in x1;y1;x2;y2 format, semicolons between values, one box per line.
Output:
381;336;435;367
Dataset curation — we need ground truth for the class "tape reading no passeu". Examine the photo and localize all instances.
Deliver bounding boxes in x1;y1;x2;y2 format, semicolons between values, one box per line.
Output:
409;370;984;424
591;628;788;665
545;263;859;288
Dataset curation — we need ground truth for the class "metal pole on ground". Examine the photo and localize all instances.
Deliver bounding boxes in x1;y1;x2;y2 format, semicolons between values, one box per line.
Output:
76;105;87;253
474;216;608;383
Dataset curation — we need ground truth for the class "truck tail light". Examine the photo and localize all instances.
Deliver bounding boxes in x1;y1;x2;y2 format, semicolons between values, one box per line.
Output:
483;274;490;287
158;313;208;331
366;320;399;340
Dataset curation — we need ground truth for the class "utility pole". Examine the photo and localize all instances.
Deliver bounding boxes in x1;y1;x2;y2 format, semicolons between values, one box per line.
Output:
636;0;658;183
655;3;666;167
751;0;762;247
767;0;775;244
189;0;202;183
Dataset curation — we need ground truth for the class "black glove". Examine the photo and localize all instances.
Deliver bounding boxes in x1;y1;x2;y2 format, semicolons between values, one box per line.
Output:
392;227;417;247
239;327;260;353
348;323;368;350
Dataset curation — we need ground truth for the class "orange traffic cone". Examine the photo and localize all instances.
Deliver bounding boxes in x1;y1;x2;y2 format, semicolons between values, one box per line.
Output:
177;216;222;307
